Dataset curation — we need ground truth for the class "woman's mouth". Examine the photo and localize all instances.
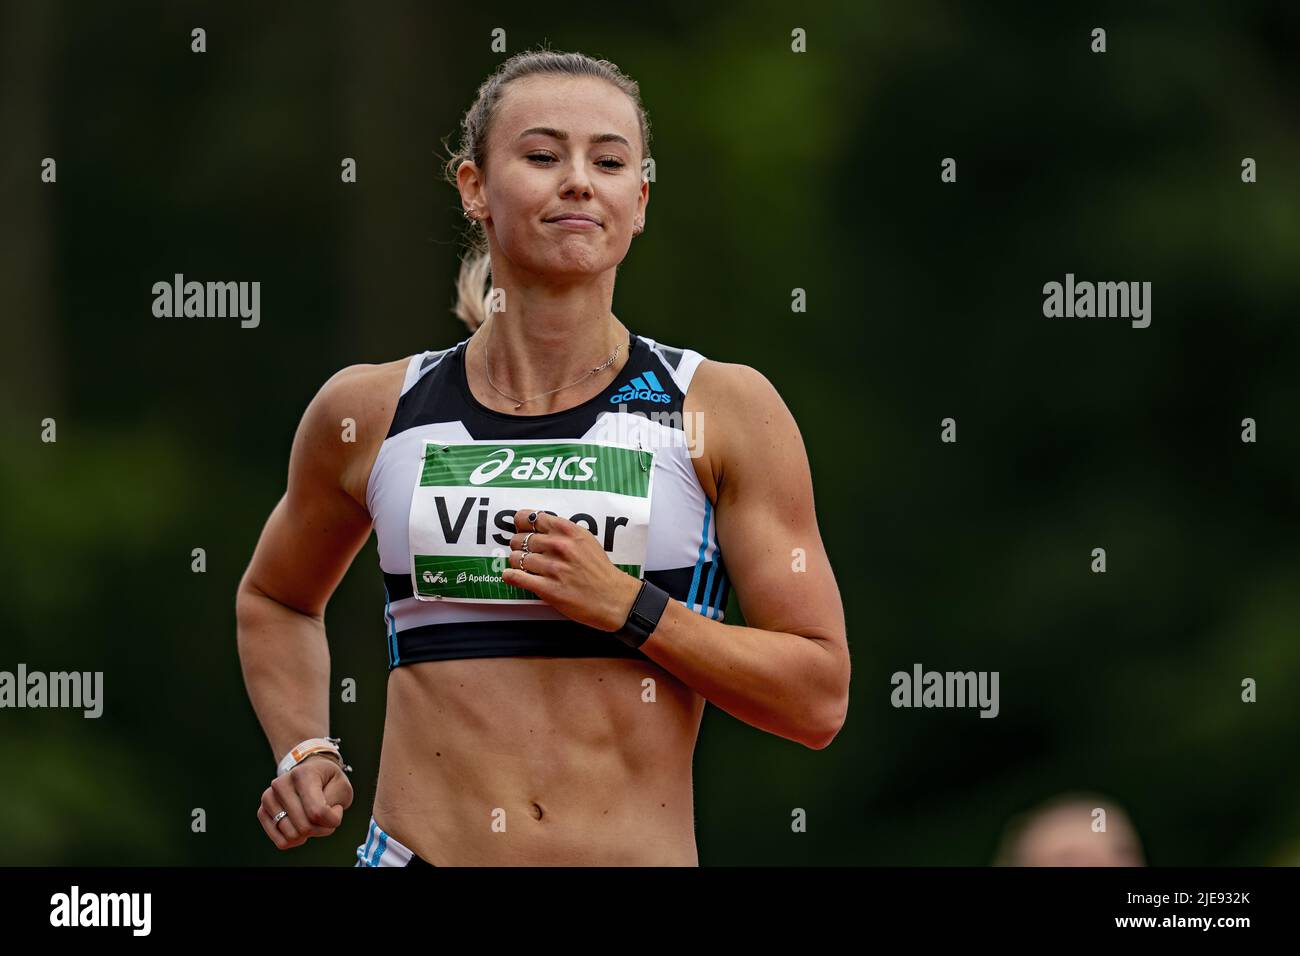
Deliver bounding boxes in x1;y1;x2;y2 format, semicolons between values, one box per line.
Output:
544;213;602;230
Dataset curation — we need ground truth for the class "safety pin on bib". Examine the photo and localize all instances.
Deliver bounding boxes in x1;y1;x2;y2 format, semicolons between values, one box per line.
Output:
420;444;450;460
637;438;651;473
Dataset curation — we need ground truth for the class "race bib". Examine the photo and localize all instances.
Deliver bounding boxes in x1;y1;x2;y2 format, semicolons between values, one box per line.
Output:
408;439;655;603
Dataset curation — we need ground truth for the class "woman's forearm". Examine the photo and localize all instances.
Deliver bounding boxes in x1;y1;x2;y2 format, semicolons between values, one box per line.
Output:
236;581;333;765
639;597;849;750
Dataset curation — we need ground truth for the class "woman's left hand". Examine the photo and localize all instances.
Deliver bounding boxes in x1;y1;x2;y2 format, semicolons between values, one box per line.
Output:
501;508;643;632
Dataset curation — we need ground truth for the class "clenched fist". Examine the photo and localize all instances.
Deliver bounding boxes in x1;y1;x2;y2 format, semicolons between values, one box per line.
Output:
257;755;353;850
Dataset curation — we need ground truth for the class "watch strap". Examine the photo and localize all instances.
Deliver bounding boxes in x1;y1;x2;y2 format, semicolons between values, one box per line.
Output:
615;579;671;648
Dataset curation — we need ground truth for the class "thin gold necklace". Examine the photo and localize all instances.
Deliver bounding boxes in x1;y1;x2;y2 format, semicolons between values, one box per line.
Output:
483;316;625;410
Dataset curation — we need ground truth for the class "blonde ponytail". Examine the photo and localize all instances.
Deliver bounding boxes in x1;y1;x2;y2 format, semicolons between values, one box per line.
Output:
453;247;492;332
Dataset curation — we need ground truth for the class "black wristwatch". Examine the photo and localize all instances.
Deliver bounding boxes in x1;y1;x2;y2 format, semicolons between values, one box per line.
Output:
615;579;671;648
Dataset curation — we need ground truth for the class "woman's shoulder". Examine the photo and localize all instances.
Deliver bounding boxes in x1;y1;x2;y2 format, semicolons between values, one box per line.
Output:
296;353;429;457
314;339;467;408
311;357;411;418
686;355;784;416
636;335;774;403
667;348;796;503
292;354;432;507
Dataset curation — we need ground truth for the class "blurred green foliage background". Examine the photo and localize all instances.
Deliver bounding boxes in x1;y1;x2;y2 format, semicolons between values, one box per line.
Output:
1;0;1297;865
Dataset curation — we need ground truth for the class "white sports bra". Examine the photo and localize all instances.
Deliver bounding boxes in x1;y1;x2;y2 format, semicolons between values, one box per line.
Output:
365;330;731;667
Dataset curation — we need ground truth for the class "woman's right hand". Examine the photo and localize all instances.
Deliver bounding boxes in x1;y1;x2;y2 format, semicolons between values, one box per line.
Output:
256;755;353;850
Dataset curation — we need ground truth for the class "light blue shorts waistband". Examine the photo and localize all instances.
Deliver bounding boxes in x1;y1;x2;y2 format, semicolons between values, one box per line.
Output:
354;815;416;867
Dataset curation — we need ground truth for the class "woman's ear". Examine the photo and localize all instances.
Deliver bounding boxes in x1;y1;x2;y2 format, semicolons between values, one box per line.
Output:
457;160;487;218
634;177;649;235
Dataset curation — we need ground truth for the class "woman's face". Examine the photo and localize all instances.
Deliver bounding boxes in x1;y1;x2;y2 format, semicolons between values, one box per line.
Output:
460;74;648;282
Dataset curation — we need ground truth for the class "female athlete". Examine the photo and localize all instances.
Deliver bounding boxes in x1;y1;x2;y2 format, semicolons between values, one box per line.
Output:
237;49;849;866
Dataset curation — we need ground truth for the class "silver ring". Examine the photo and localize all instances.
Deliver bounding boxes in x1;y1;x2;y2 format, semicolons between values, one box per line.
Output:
519;552;529;572
522;532;535;554
272;810;288;825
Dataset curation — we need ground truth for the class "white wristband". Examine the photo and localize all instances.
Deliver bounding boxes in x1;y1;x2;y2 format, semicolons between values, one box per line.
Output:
276;736;350;777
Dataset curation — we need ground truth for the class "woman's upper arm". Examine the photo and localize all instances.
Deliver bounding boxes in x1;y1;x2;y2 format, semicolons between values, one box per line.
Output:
694;360;847;650
239;362;403;619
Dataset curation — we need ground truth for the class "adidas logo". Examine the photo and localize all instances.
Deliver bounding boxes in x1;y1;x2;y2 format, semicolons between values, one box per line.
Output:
610;369;672;405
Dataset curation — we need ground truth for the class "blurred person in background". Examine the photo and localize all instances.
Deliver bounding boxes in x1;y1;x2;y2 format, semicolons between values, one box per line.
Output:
994;793;1145;866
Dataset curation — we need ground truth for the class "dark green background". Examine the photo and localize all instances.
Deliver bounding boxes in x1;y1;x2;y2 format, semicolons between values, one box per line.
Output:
1;0;1297;865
